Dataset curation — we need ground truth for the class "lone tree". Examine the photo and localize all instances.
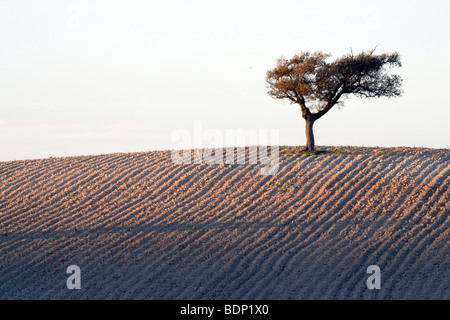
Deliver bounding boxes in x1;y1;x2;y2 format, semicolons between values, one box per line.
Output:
266;48;403;151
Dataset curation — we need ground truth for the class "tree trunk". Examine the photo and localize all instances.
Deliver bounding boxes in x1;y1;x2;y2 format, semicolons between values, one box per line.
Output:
304;117;315;151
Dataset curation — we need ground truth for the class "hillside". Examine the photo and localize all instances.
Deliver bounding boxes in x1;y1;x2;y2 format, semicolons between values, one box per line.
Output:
0;146;449;299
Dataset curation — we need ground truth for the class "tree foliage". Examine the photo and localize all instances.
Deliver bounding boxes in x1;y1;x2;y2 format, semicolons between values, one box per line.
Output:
266;48;403;120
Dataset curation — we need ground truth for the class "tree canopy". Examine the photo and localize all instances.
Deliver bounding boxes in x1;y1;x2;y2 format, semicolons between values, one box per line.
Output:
266;48;403;120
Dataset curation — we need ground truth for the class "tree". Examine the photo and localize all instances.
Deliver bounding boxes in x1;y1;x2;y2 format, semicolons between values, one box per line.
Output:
266;48;403;151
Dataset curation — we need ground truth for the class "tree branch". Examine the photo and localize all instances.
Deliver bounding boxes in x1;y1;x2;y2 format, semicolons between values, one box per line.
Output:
313;89;344;120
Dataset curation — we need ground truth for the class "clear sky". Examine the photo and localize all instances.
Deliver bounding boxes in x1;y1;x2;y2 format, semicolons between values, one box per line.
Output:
0;0;449;161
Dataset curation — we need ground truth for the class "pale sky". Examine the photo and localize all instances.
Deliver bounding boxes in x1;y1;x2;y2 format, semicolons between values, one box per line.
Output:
0;0;449;161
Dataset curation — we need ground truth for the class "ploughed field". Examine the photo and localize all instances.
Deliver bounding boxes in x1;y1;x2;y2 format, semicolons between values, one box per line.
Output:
0;146;448;299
